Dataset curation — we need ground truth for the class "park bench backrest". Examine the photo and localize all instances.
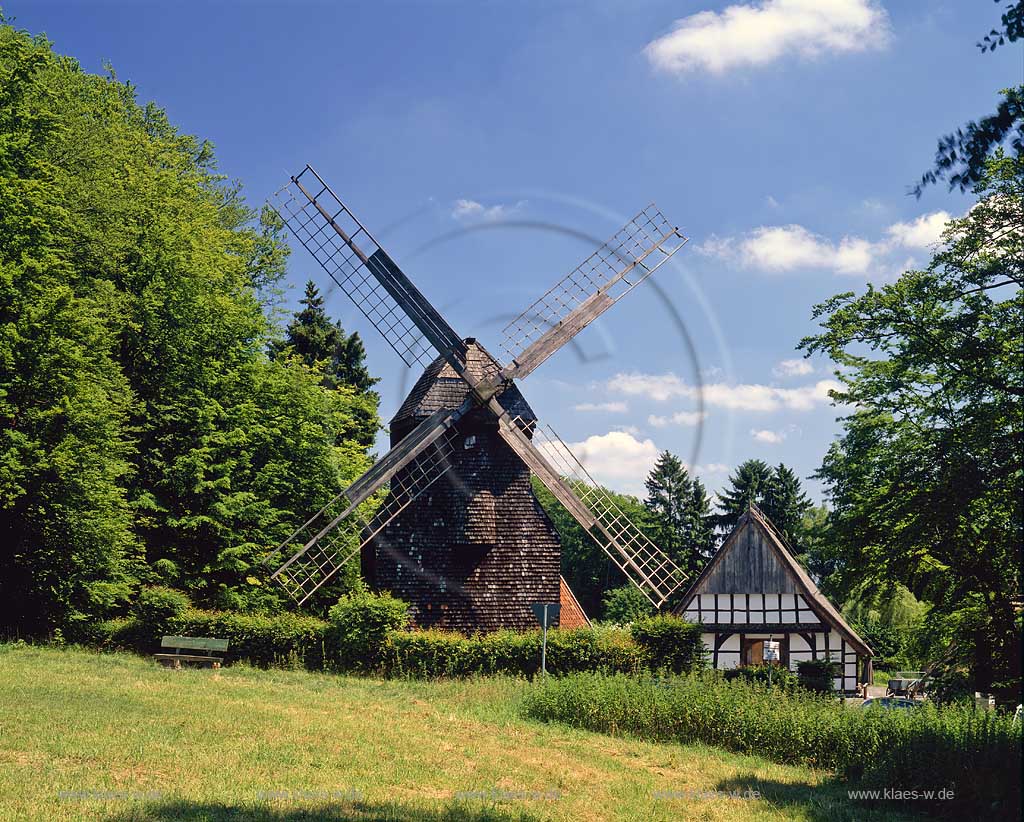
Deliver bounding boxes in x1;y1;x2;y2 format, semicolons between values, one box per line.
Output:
160;636;229;653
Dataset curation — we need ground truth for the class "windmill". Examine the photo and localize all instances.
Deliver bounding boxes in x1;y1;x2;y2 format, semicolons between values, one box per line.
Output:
266;165;690;628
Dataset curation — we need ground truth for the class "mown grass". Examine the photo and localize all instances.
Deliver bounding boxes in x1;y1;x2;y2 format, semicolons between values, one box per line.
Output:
0;644;917;822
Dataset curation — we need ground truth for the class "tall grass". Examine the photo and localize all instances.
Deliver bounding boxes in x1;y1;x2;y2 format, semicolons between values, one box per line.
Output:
521;672;1022;819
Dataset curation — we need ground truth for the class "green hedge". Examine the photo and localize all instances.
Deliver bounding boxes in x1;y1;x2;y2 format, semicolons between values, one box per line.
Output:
84;589;705;679
629;615;705;674
723;663;799;689
522;672;1023;819
89;610;329;669
382;626;646;678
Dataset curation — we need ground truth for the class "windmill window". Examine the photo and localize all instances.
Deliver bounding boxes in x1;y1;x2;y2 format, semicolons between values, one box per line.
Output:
463;435;477;449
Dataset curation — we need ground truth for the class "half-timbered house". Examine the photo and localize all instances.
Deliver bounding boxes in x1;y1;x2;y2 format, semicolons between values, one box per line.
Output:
675;504;872;693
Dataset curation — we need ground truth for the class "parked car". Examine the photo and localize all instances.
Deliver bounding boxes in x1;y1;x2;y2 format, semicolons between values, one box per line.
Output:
862;697;921;710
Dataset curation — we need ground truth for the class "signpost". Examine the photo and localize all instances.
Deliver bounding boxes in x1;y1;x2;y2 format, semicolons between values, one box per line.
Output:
764;636;779;688
530;602;560;676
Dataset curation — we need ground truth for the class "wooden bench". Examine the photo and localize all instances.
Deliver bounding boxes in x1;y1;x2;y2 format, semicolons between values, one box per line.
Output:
154;636;228;669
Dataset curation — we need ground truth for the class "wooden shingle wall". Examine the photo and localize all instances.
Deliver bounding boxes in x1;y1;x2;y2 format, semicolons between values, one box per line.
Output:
368;342;562;633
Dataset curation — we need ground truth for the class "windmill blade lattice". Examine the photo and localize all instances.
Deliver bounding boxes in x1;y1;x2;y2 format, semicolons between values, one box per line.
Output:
510;417;687;607
498;205;687;381
272;165;467;372
269;418;461;604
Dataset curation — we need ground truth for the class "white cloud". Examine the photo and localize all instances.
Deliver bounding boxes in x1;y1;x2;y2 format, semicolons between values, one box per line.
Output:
573;401;628;413
644;0;891;76
885;211;951;249
612;424;641;436
607;372;689;402
609;371;841;412
737;225;878;275
451;198;524;222
773;358;813;377
766;195;780;209
648;410;707;428
557;431;660;495
699;210;954;277
751;428;786;444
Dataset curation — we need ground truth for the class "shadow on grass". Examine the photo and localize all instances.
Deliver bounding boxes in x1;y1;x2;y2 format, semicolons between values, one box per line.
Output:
714;774;922;822
104;799;543;822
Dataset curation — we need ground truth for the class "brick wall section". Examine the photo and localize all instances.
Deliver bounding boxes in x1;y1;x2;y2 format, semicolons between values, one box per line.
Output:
366;342;563;633
559;576;591;628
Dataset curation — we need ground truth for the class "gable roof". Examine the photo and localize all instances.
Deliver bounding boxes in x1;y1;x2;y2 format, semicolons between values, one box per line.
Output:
391;339;535;428
677;504;872;656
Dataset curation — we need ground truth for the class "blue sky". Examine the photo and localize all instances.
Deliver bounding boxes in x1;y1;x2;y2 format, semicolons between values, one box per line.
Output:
12;1;1021;500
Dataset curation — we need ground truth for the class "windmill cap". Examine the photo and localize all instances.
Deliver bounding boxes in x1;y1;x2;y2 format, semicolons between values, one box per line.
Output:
390;338;536;428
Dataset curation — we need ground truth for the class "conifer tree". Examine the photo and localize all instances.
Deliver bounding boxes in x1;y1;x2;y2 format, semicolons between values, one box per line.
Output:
715;459;773;531
761;463;812;545
272;281;377;394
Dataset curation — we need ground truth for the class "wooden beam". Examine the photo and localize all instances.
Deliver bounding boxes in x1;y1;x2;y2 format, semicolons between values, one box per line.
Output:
501;292;613;380
495;416;596;528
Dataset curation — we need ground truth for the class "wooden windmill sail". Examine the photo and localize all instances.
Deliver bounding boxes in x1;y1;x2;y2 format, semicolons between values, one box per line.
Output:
265;165;690;620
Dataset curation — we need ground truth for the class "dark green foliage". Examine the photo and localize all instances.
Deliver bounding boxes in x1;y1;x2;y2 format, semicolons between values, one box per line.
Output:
760;463;812;546
802;153;1022;699
644;451;715;578
797;659;837;694
132;586;190;635
90;608;329;670
629;615;705;674
915;1;1023;194
532;475;636;617
0;27;139;632
850;617;911;672
326;585;410;672
523;672;1023;819
382;626;645;679
795;504;838;587
174;608;328;670
269;280;378;444
723;663;799;690
0;24;381;627
600;585;654;625
715;459;772;530
715;460;812;548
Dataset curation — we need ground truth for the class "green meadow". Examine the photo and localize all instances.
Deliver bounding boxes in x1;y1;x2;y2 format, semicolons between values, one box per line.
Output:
0;644;918;822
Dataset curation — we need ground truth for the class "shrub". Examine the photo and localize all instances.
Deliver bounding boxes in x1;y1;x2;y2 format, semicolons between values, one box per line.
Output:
327;586;410;672
600;585;654;624
797;658;837;693
132;586;191;641
381;625;646;679
174;609;329;669
630;615;704;674
523;672;1022;819
723;663;799;689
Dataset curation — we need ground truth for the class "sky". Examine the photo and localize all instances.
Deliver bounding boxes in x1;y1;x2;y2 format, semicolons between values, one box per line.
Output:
10;0;1021;501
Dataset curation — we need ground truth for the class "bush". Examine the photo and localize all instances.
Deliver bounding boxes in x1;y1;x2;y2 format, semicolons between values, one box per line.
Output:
724;663;799;689
132;586;191;641
382;625;645;679
327;586;410;672
630;615;704;674
600;585;654;624
522;672;1022;819
797;658;837;693
174;609;329;669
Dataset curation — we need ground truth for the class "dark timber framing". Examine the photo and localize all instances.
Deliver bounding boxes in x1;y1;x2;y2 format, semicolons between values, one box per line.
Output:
675;504;872;693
